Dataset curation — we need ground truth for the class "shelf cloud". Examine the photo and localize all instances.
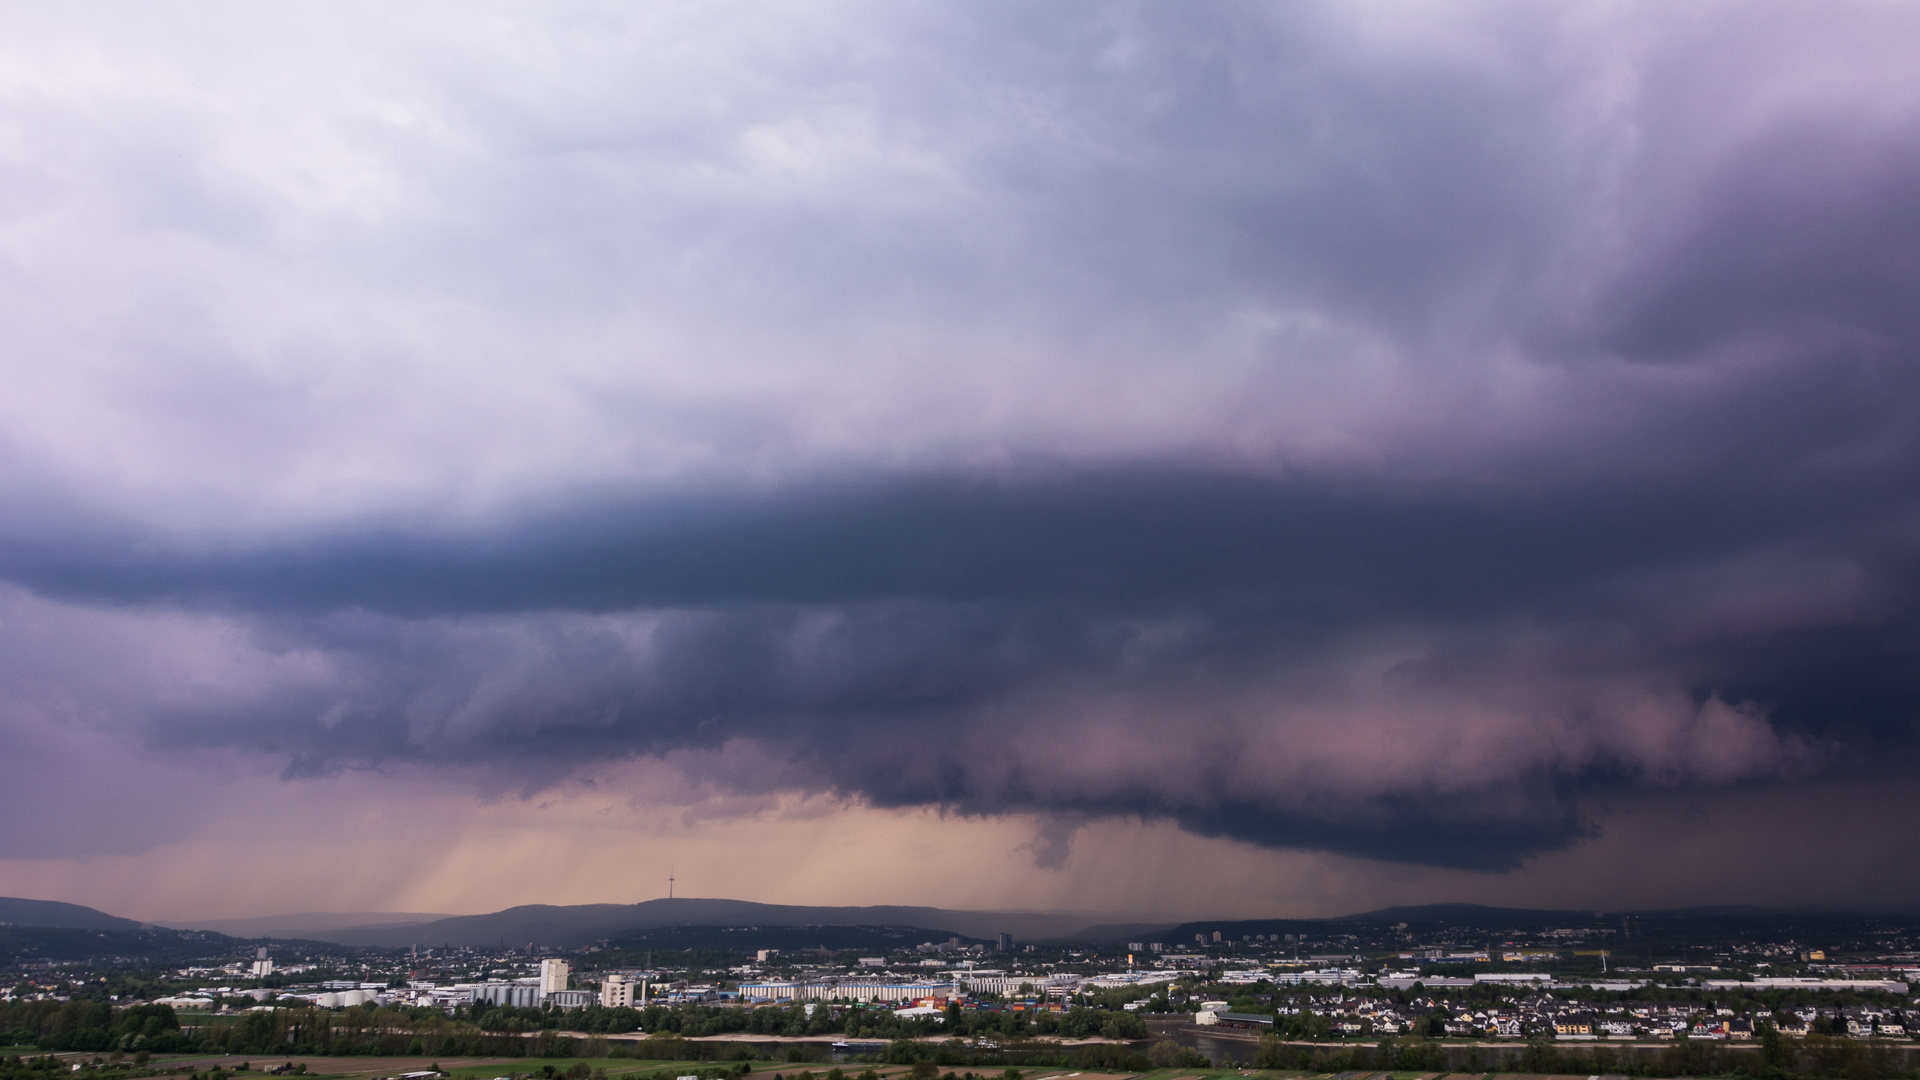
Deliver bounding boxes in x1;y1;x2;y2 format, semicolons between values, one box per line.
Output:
2;2;1918;903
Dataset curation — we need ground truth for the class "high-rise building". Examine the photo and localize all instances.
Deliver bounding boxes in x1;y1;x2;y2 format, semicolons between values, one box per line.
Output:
996;932;1013;952
540;958;570;997
600;973;633;1008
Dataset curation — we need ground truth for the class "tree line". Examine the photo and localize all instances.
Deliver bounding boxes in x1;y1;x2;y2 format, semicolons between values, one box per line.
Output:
2;1000;1146;1061
1242;1027;1920;1080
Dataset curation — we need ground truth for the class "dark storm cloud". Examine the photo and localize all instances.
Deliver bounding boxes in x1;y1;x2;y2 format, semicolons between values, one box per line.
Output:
0;468;1811;615
3;2;1920;877
22;453;1906;869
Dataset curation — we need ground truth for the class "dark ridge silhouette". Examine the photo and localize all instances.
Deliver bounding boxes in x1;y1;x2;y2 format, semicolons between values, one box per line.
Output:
0;896;142;932
311;897;1105;948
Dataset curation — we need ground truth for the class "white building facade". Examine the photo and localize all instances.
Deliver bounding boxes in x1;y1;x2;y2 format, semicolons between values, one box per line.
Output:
600;973;636;1008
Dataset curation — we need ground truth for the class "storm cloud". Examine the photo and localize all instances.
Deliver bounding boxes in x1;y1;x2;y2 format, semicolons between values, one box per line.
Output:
2;2;1919;890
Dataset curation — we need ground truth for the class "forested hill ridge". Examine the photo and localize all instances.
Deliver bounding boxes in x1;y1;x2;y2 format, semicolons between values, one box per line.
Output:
306;899;1920;950
0;897;141;931
0;925;250;965
311;898;1110;949
9;894;1920;955
0;896;258;965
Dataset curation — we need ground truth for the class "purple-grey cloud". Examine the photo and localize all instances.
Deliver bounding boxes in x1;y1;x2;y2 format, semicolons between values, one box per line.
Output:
0;3;1918;885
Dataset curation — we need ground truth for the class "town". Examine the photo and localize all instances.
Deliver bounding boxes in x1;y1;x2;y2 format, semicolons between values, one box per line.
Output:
6;903;1920;1078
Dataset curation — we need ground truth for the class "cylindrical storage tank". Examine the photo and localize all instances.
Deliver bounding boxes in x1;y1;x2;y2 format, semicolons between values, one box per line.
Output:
346;990;372;1007
315;993;339;1008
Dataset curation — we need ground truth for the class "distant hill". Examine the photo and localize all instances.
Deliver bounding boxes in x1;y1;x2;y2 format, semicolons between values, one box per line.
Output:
162;911;458;937
302;898;1911;951
603;923;996;953
313;898;1106;948
1335;903;1601;926
0;897;142;932
0;923;273;964
1066;921;1181;944
0;898;372;962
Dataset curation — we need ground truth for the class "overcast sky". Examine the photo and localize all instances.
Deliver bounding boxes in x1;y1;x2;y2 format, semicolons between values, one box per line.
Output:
4;1;1920;922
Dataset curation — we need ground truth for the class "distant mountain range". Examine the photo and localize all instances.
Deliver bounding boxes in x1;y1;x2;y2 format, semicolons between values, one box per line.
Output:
0;895;1171;949
6;895;1917;955
304;898;1147;949
163;911;457;937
